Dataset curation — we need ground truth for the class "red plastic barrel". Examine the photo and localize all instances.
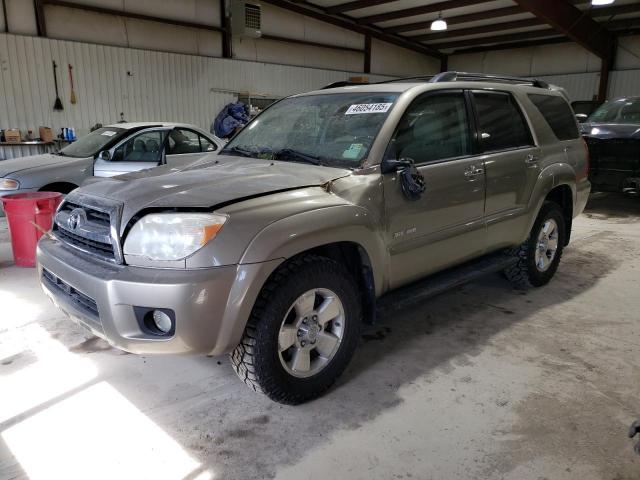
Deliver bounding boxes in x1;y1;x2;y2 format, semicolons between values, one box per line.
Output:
1;192;62;267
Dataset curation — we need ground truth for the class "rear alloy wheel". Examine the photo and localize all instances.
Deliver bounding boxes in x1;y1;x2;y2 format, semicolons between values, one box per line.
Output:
504;201;566;288
230;255;361;404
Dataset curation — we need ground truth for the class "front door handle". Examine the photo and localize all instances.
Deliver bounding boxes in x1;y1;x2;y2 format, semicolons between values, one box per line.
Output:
464;165;484;178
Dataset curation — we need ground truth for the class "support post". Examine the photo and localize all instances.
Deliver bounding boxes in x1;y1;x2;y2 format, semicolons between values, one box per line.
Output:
220;0;232;58
34;0;47;36
440;55;448;72
364;35;371;73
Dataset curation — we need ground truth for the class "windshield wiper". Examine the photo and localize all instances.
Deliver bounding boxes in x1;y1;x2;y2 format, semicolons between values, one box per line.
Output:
274;148;321;165
220;145;256;158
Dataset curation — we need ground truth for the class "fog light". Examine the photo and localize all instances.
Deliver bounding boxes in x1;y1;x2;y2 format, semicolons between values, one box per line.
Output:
152;310;172;333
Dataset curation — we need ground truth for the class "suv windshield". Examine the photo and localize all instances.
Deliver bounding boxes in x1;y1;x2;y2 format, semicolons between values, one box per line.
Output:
220;92;400;168
588;98;640;124
58;127;127;158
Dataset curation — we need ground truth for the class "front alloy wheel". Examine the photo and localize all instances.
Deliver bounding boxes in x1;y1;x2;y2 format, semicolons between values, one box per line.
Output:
231;254;362;404
278;288;345;378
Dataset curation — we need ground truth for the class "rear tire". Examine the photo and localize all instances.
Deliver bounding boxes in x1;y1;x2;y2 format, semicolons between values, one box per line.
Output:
504;201;565;289
230;254;362;404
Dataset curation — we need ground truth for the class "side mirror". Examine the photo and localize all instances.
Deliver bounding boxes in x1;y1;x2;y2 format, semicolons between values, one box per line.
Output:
381;158;412;174
98;150;111;161
575;114;588;123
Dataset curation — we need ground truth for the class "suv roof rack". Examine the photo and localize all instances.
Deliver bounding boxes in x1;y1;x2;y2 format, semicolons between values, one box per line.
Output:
376;71;550;89
321;80;370;89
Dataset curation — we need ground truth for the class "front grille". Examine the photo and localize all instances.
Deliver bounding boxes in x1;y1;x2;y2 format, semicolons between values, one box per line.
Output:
53;198;120;263
42;268;100;321
56;228;115;258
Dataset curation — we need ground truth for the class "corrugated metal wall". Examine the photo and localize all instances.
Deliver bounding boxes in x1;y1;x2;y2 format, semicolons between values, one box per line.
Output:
535;69;640;102
536;72;600;102
609;70;640;98
0;33;392;159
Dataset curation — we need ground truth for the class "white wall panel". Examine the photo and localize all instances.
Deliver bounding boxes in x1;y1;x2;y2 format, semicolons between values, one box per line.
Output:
616;35;640;70
0;32;393;160
371;39;440;77
536;72;600;102
449;42;601;77
609;69;640;98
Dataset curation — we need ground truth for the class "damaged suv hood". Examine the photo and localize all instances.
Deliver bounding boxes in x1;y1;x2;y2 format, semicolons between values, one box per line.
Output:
77;155;352;224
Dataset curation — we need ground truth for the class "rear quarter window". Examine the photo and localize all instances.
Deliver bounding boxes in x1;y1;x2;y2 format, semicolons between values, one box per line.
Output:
528;94;579;141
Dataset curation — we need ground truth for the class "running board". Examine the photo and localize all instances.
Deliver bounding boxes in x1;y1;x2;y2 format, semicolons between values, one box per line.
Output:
377;249;518;314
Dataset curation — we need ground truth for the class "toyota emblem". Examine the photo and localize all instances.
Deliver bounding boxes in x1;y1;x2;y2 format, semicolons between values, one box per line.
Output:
67;208;84;231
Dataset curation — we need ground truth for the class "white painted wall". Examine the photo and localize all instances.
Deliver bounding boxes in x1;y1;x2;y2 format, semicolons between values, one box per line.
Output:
449;42;602;77
371;39;440;77
0;33;394;159
0;0;439;75
449;37;640;101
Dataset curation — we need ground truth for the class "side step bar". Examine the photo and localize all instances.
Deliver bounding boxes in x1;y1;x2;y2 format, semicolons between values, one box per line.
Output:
377;249;517;314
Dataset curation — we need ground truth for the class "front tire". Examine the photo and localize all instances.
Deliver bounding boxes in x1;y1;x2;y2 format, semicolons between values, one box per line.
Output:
504;201;566;288
230;254;362;404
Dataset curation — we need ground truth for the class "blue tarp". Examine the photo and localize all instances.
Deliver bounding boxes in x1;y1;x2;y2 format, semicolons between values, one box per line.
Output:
212;102;250;138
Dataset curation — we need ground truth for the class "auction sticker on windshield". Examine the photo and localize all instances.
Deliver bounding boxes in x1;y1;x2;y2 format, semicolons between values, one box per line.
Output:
345;103;392;115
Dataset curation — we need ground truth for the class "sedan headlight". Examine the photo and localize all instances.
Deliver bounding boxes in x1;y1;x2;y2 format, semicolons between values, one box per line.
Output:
0;178;19;190
123;213;227;261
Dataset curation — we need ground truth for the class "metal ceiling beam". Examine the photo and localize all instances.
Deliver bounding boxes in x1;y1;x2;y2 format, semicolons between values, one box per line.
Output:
326;0;397;14
451;36;569;55
432;28;560;50
43;0;223;31
407;2;639;46
511;0;616;58
410;18;542;42
384;6;525;34
262;0;443;58
356;0;493;25
448;19;640;55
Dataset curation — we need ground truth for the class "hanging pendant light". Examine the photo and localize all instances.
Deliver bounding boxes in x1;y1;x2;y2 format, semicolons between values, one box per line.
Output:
431;12;447;31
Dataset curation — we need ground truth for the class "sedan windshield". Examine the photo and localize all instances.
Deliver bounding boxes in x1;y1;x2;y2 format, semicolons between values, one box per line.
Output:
220;92;400;168
58;127;127;158
588;98;640;124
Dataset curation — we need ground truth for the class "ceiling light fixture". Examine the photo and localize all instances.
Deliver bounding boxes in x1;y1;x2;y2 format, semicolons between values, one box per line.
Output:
431;12;447;31
591;0;614;5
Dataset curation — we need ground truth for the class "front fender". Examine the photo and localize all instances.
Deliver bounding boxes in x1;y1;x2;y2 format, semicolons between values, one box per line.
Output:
240;204;388;296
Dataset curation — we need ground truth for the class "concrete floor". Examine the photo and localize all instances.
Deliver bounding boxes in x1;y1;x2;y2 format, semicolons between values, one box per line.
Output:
0;192;639;480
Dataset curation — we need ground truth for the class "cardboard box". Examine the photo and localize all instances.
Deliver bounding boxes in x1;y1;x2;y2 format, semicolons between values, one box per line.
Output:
39;126;54;143
348;76;369;84
4;129;21;143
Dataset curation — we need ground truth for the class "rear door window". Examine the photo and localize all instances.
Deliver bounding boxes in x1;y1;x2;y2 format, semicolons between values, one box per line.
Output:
529;94;579;140
472;91;533;152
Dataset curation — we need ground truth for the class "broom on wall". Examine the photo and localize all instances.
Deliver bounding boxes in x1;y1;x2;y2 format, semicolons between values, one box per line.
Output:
52;61;63;111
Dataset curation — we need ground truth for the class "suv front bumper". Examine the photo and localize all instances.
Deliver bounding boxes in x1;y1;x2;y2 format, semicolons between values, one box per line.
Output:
37;235;280;355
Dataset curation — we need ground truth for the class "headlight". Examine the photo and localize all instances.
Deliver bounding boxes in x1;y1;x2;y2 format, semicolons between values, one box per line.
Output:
123;213;227;261
0;179;19;190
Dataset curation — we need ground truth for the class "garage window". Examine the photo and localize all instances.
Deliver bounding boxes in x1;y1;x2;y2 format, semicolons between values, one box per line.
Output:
473;91;533;152
528;94;579;140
